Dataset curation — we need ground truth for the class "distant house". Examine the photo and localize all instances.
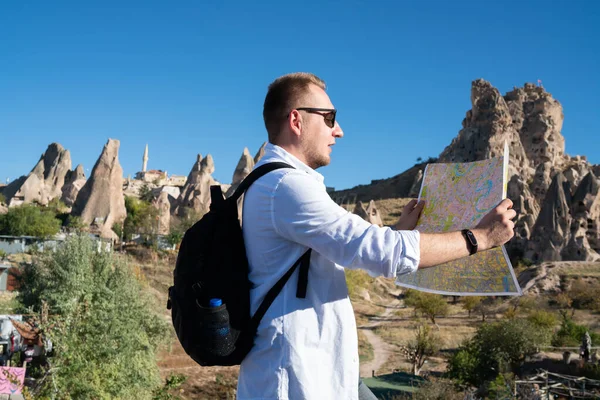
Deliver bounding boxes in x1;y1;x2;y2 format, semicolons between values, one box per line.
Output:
0;263;19;292
0;235;62;255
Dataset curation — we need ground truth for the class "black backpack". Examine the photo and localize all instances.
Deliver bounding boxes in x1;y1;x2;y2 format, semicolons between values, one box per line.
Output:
167;162;312;366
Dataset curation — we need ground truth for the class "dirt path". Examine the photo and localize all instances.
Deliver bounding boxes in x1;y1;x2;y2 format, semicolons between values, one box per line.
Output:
358;296;401;377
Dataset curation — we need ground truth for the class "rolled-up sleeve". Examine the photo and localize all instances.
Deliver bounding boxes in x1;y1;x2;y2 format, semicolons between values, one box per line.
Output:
271;171;420;278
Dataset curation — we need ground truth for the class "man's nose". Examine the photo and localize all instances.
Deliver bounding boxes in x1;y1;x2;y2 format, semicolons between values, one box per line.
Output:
333;121;344;138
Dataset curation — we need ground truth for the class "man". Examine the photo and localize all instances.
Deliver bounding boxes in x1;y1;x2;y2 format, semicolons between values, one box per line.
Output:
237;73;515;400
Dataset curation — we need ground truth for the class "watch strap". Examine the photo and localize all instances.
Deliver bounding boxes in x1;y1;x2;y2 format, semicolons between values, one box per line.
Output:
461;229;478;256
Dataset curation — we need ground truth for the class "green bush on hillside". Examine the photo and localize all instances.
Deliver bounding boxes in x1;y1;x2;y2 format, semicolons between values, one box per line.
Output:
123;196;159;241
552;314;600;347
18;234;168;399
0;203;61;237
447;318;551;386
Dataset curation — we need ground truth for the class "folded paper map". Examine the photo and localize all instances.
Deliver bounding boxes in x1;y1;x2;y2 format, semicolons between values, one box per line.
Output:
396;143;522;296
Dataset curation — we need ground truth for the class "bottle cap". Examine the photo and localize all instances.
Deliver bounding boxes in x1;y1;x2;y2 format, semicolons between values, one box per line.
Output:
209;298;222;307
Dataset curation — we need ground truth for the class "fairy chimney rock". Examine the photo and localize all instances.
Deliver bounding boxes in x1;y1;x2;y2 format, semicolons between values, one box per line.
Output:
154;191;172;235
177;153;219;218
61;164;86;207
4;143;72;206
71;139;127;239
353;201;369;220
366;200;383;226
232;147;254;186
527;172;572;261
254;142;268;164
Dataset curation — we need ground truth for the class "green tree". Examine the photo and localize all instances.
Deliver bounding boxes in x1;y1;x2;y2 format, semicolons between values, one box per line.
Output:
123;196;159;241
138;183;155;203
0;203;61;237
447;319;550;386
413;292;449;325
461;296;481;318
552;313;600;347
18;235;168;399
0;193;6;205
65;215;86;232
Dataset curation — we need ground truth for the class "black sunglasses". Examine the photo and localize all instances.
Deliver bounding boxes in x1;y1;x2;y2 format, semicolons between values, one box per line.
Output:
295;107;337;128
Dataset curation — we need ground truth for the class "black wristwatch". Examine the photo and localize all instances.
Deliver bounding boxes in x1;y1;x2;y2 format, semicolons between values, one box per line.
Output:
462;229;478;256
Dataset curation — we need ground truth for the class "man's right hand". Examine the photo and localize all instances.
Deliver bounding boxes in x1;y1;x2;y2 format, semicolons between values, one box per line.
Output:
472;198;516;251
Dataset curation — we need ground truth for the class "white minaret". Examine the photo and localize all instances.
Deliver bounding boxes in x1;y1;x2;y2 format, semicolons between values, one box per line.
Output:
142;144;149;172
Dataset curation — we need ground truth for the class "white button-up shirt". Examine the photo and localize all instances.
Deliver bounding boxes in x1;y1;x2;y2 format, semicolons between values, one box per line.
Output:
237;143;420;400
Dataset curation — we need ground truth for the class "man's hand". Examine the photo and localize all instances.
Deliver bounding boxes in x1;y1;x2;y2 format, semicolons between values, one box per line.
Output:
473;198;516;251
394;199;425;230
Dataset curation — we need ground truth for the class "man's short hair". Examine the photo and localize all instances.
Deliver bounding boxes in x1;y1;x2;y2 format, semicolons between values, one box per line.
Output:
263;73;326;144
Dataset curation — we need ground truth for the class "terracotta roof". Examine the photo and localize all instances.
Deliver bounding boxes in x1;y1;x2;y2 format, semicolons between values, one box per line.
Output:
10;319;42;346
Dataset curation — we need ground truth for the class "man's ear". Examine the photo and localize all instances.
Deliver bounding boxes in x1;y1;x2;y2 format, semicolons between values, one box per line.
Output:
288;109;303;137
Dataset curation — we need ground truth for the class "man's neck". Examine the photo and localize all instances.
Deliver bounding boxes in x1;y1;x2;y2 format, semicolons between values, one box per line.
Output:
273;142;311;169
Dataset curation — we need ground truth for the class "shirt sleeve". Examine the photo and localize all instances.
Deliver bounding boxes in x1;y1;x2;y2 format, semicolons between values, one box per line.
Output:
270;171;420;278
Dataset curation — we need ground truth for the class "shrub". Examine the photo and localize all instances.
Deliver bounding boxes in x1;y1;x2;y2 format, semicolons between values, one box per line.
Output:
0;204;61;237
552;314;600;347
399;322;439;375
123;196;159;241
447;319;550;386
567;279;600;310
461;296;482;318
18;235;169;398
395;378;465;400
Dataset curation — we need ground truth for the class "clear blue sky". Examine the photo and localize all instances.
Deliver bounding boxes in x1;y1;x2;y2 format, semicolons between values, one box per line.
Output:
1;0;599;191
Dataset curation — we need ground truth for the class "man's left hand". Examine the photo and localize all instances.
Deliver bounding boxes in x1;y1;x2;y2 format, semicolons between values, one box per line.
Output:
394;199;425;230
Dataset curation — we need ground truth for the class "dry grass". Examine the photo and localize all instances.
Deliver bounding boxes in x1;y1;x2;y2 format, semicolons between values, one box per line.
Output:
557;262;600;277
358;329;374;363
372;198;414;226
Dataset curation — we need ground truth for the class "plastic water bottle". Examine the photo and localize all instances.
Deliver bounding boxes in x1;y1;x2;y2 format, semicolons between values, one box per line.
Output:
204;298;234;357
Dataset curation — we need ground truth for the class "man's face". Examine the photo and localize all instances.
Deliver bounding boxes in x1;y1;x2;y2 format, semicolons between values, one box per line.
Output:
298;85;344;169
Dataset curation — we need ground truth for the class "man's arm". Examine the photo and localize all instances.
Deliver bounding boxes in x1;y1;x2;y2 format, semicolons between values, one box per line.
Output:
396;198;517;268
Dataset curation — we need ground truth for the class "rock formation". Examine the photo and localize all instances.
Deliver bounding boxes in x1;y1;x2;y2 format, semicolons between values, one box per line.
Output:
60;164;86;207
561;173;600;261
176;154;219;218
254;142;267;164
353;200;383;226
438;80;531;181
71;139;127;240
226;147;254;198
4;143;72;206
527;173;572;261
353;201;369;220
408;169;423;197
154;191;172;235
366;200;383;226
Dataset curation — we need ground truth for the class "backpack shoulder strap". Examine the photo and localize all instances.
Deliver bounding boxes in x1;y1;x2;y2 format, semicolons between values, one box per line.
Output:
250;249;312;331
231;162;294;201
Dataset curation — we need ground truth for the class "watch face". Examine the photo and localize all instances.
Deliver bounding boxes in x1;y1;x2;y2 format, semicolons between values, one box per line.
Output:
466;231;478;246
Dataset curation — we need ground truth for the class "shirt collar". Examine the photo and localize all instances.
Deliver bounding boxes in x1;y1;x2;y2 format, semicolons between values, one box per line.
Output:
261;142;325;184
